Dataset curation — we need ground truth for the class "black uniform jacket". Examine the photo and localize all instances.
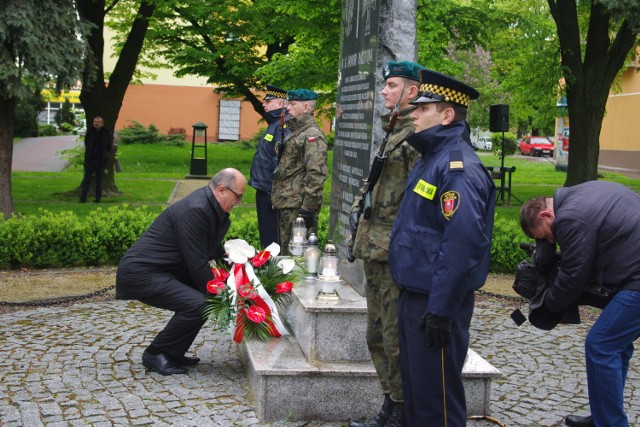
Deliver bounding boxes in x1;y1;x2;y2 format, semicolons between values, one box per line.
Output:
116;187;230;296
249;109;289;194
389;121;496;319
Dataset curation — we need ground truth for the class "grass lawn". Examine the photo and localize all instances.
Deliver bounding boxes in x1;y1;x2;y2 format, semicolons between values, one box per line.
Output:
10;141;639;222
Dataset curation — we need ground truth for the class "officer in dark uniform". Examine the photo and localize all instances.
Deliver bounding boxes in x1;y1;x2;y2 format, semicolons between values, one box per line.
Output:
249;84;289;248
388;69;496;426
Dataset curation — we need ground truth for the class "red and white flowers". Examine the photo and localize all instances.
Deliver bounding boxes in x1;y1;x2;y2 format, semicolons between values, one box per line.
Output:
203;240;298;343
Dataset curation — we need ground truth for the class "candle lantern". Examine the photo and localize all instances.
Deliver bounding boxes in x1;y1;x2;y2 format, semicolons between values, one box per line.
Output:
316;240;341;301
288;215;307;256
304;233;321;278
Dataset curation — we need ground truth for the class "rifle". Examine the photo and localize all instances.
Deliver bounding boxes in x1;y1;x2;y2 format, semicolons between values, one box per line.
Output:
362;103;400;219
276;109;286;161
346;100;401;262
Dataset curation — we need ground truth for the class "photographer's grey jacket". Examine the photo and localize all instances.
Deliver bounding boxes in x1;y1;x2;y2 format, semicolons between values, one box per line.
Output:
546;180;640;312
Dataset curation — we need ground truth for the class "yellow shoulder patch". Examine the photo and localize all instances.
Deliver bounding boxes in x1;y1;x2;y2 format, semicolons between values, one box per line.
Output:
264;133;274;142
449;160;464;169
413;179;437;200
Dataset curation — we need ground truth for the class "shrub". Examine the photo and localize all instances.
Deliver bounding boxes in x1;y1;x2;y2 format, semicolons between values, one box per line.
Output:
0;206;157;269
490;213;530;273
491;132;518;155
119;121;158;144
168;127;187;136
325;131;335;151
119;121;185;146
0;202;524;274
38;124;58;136
57;144;85;167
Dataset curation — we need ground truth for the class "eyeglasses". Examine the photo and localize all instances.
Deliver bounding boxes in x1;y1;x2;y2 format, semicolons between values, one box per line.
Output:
224;186;243;201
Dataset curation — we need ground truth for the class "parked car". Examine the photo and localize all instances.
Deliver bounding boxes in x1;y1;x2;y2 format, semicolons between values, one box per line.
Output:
519;136;554;156
475;137;493;151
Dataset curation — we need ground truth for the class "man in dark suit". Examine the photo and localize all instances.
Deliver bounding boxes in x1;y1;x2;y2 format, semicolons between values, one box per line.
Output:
116;168;246;375
80;115;112;203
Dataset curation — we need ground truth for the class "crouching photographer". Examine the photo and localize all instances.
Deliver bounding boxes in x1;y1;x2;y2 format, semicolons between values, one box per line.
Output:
518;181;640;427
513;241;610;330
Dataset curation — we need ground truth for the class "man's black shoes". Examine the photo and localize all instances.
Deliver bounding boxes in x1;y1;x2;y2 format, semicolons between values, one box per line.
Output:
169;354;201;366
565;415;594;427
142;350;188;375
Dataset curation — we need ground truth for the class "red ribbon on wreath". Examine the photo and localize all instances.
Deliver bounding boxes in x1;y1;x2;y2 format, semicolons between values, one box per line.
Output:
231;263;281;343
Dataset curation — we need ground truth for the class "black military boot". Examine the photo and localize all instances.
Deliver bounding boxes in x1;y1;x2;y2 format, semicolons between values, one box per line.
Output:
349;394;394;427
385;403;403;427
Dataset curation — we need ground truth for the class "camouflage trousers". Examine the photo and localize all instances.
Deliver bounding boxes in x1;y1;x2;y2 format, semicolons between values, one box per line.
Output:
364;260;403;402
277;208;319;255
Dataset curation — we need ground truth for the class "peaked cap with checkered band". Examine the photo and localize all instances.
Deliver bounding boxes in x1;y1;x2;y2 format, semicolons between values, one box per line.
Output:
264;84;287;100
410;69;479;107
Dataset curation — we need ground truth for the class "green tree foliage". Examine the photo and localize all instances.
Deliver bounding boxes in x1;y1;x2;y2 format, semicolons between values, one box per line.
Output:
0;0;86;218
15;85;46;138
54;98;77;129
114;0;341;116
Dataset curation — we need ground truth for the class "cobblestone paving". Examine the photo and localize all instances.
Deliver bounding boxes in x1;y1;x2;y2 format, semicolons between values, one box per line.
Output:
1;299;638;426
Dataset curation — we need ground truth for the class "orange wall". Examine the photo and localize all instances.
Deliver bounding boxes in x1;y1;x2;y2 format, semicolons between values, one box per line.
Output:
116;84;262;142
116;83;332;142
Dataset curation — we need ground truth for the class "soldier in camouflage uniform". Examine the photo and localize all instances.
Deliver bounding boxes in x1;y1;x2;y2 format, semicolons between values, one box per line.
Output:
271;89;328;252
348;61;425;427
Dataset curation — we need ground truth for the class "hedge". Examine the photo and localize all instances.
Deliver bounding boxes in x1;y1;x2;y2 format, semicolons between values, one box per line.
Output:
0;208;528;273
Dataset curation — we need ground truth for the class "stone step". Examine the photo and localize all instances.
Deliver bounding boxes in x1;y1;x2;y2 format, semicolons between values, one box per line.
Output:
241;333;501;422
241;276;501;422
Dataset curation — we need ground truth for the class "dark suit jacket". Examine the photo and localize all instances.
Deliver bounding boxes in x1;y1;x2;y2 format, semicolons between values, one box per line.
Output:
116;186;230;297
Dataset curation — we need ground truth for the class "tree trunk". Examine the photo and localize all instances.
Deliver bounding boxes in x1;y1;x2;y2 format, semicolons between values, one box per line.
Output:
548;0;638;187
0;96;16;219
76;0;155;195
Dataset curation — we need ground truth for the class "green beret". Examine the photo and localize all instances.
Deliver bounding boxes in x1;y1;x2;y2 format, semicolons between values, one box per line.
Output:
382;61;426;82
287;89;318;101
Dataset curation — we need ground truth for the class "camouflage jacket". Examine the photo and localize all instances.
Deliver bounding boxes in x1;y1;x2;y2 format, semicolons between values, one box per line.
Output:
352;107;420;262
271;113;328;211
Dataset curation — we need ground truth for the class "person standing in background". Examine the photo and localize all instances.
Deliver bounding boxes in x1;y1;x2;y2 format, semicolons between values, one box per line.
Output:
249;84;289;248
80;115;111;203
347;60;425;427
271;88;328;252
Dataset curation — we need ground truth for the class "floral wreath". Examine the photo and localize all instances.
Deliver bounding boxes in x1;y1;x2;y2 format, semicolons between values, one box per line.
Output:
203;239;298;343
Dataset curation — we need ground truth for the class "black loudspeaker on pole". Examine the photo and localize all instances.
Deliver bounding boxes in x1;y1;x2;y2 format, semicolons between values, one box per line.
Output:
490;104;509;169
489;104;509;132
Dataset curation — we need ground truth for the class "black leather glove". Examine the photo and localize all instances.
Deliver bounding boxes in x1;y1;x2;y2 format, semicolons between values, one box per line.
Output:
298;208;314;229
419;313;452;349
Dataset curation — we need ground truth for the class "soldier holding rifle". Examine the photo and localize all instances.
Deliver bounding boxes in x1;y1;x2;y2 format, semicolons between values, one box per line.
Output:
347;61;424;427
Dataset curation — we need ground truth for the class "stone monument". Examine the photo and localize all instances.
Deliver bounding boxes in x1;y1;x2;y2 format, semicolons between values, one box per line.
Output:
239;0;501;422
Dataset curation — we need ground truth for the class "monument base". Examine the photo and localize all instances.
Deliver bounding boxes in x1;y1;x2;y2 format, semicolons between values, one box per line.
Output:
240;278;501;422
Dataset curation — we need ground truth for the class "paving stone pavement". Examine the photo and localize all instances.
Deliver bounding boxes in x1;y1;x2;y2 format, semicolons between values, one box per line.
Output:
1;298;638;426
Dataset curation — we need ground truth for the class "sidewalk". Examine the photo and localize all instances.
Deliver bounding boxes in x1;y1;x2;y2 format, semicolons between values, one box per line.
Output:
12;135;82;172
1;296;637;426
